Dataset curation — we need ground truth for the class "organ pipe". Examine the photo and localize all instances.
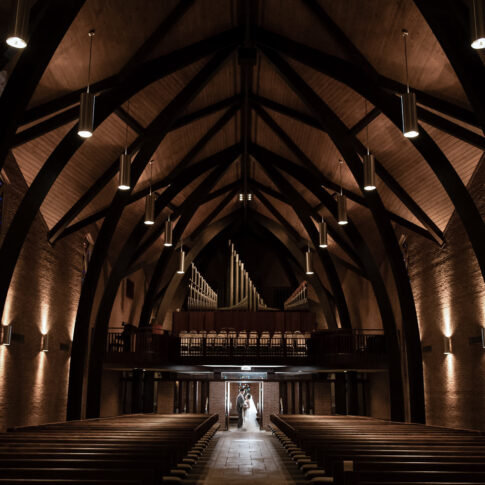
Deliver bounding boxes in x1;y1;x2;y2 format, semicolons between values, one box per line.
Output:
187;263;218;310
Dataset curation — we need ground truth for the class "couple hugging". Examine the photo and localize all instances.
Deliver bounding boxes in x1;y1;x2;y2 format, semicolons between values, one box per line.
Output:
236;387;258;431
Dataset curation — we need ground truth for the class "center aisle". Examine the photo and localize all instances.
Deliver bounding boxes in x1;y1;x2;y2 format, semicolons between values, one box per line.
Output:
195;430;301;484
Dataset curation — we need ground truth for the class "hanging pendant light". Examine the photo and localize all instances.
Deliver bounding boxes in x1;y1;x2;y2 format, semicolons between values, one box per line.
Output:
118;100;131;190
337;159;348;225
319;219;328;248
400;29;419;138
305;243;314;275
177;243;185;274
164;217;173;247
144;161;155;225
471;0;485;49
363;99;376;191
78;30;96;138
6;0;29;49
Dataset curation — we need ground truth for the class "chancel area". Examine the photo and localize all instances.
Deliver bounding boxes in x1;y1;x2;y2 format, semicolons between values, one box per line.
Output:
1;0;485;483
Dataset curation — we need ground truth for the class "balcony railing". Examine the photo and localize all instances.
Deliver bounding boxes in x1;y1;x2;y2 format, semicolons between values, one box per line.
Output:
105;328;387;368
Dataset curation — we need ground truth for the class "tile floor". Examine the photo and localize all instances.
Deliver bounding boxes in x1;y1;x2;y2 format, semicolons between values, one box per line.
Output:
197;429;299;484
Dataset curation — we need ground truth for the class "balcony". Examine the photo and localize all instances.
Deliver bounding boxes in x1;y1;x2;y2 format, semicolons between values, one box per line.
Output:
105;328;387;370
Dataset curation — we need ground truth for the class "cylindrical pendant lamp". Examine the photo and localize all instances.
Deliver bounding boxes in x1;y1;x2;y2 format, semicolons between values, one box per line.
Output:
164;218;173;247
319;220;328;248
177;247;185;274
401;91;418;138
400;29;419;138
144;192;155;225
6;0;28;48
471;0;485;49
337;194;348;225
363;153;376;191
78;31;96;138
78;92;95;138
305;247;314;275
118;152;131;190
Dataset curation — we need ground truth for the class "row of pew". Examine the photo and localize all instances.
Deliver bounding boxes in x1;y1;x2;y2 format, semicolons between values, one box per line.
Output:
271;414;485;484
0;413;218;484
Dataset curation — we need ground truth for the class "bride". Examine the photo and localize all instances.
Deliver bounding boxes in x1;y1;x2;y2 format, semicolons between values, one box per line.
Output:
243;393;259;431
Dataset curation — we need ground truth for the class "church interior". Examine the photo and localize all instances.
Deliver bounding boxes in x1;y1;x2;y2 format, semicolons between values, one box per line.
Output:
1;0;485;483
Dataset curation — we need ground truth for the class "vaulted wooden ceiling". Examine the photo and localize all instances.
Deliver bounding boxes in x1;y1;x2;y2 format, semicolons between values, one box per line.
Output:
1;0;485;321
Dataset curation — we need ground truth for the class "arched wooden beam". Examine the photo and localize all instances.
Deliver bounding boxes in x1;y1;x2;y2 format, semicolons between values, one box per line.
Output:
260;46;424;423
250;179;366;280
0;31;241;329
50;104;240;243
139;163;232;328
251;97;443;245
256;30;485;287
249;146;364;270
0;0;85;171
85;164;236;418
413;0;485;135
300;0;478;128
67;49;235;420
254;154;352;329
256;145;406;420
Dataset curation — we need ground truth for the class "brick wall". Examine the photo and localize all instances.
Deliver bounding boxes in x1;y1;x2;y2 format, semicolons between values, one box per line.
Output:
405;156;485;431
0;153;84;431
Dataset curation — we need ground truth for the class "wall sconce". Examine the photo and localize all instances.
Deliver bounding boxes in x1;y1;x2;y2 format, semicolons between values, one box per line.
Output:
1;325;12;346
443;336;452;355
481;327;485;349
41;333;49;352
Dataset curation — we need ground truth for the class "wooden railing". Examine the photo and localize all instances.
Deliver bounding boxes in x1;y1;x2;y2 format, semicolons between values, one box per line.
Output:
105;328;387;368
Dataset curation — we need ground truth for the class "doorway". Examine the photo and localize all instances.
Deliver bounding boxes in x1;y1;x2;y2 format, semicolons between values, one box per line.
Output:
225;381;264;431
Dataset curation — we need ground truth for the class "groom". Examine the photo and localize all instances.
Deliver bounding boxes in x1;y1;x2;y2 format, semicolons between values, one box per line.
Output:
236;388;245;429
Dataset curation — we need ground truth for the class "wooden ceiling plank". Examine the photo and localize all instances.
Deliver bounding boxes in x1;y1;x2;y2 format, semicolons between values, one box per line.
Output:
0;0;86;173
413;0;485;135
48;104;239;244
349;107;381;135
256;27;478;128
253;103;437;243
20;0;196;127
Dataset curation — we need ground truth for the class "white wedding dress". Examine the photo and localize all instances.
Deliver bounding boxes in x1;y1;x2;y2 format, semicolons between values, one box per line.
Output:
243;397;259;431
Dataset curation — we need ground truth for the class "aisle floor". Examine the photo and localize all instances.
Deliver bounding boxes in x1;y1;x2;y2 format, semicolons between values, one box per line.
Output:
196;429;299;484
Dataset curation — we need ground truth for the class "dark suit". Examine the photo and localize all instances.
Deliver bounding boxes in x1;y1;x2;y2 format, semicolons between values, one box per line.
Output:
236;393;245;428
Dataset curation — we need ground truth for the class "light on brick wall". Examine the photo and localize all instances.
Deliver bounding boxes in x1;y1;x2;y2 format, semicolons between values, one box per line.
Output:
1;325;12;346
443;336;452;355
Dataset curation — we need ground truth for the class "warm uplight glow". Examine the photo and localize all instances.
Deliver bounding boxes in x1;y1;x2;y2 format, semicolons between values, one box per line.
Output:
6;36;26;48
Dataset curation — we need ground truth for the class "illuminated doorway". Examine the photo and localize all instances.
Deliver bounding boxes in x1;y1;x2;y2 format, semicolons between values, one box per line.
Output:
225;381;264;431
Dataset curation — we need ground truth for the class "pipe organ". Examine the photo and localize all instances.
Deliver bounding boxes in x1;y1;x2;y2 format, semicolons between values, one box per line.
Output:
187;263;218;310
226;241;268;311
284;281;309;310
